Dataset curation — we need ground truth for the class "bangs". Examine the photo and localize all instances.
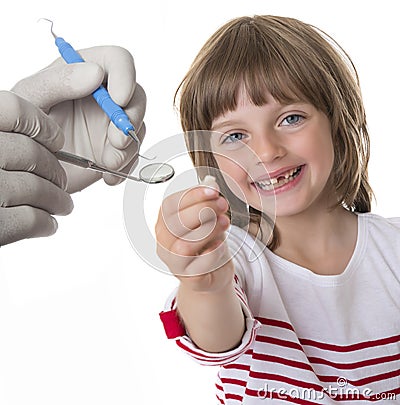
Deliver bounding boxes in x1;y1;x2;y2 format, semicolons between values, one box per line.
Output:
177;15;351;131
201;21;306;120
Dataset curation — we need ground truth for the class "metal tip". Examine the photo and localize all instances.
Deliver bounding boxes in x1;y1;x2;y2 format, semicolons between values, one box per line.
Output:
38;18;57;38
127;130;156;160
128;130;140;143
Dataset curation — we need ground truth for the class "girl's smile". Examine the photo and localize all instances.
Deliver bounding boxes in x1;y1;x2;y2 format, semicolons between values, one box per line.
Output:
252;164;305;195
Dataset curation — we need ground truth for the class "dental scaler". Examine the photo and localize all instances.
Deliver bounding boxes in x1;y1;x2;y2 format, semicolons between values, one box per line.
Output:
41;18;139;143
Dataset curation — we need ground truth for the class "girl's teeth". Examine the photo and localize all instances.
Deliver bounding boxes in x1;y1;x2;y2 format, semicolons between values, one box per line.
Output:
256;166;301;191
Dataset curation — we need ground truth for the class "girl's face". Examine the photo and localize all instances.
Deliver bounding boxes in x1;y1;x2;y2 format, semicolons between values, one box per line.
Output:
209;90;335;218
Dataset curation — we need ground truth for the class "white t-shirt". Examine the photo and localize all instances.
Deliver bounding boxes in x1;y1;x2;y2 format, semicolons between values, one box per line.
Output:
161;213;400;404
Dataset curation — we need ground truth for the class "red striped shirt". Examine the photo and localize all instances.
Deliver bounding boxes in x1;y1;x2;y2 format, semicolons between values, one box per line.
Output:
162;214;400;403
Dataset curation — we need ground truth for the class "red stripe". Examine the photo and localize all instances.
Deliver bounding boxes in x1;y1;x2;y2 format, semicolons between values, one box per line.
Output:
225;393;243;401
234;289;248;308
252;352;314;372
216;394;225;404
256;317;296;332
300;334;400;352
175;340;227;363
309;352;400;370
223;363;251;371
176;337;255;364
221;377;247;387
256;335;304;351
318;368;400;387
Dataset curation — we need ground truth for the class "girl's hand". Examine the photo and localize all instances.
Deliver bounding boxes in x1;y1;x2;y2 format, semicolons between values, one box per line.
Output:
155;176;233;292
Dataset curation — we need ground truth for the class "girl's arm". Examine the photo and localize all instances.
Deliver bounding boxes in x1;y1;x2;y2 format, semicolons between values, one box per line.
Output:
155;177;245;352
176;261;245;353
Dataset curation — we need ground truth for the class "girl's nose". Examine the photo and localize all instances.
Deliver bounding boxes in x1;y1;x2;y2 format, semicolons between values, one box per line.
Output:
251;132;286;164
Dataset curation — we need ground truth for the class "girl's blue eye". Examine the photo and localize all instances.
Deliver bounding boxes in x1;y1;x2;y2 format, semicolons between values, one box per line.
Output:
222;132;246;144
281;114;304;126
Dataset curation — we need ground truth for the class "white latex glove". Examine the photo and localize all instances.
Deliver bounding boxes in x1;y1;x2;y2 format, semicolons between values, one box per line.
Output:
0;91;73;246
12;46;146;193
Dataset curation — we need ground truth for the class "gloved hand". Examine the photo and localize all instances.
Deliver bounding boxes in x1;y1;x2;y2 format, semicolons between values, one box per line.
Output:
0;91;73;246
12;45;146;193
0;45;146;246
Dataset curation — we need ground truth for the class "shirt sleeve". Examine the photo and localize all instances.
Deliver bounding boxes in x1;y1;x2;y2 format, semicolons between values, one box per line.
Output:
159;259;261;366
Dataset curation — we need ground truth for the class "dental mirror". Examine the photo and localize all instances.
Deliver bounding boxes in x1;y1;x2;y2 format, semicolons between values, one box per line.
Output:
55;150;175;184
138;162;175;184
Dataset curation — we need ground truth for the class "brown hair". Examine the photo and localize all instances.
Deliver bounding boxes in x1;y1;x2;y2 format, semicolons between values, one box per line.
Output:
176;15;373;249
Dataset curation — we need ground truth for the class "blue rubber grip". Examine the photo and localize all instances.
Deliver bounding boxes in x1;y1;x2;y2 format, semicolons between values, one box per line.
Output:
55;37;134;135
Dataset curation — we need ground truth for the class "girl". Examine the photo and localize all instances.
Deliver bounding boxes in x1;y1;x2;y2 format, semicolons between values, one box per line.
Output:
156;15;399;404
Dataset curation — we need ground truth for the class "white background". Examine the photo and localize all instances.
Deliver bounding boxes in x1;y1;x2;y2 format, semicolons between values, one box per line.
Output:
0;0;399;404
